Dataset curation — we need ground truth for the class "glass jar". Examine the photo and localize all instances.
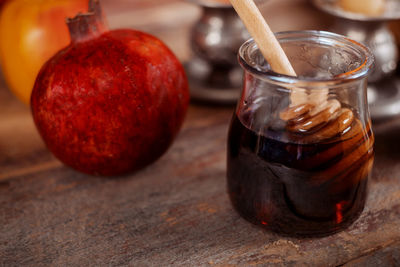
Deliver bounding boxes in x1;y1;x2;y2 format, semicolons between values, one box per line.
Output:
227;31;374;237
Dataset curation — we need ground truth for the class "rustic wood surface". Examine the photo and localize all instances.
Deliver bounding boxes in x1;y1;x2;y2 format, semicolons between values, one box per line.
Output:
1;0;400;266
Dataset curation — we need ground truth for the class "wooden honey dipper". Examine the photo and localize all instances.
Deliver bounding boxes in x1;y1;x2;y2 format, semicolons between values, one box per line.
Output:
229;0;354;142
278;99;373;193
279;100;353;141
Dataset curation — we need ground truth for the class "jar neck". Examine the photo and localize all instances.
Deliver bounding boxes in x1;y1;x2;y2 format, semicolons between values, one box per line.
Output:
238;31;374;88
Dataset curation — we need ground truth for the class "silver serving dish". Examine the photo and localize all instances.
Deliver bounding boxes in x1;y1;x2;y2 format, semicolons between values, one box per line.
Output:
313;0;400;120
185;0;257;104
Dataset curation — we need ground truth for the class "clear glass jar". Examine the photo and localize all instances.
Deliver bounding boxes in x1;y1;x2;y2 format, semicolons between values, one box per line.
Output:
227;31;374;237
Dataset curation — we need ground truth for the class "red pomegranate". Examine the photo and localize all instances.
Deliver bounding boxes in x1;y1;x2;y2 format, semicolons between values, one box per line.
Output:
31;0;190;176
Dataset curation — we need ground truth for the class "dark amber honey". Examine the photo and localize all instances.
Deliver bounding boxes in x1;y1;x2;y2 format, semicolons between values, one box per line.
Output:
227;111;373;237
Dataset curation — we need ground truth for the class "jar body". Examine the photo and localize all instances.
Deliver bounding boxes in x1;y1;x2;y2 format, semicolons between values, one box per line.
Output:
227;31;374;237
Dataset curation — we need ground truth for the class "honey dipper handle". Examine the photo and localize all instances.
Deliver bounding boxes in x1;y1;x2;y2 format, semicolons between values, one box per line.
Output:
229;0;296;76
229;0;311;105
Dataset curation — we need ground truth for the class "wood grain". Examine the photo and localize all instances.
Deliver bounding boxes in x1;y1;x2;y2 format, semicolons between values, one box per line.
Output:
1;1;400;266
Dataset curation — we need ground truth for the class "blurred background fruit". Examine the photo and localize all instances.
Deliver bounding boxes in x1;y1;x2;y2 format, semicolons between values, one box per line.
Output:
0;0;7;9
0;0;88;104
338;0;385;16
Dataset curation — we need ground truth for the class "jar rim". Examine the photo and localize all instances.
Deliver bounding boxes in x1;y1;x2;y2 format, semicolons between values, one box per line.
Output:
238;30;374;87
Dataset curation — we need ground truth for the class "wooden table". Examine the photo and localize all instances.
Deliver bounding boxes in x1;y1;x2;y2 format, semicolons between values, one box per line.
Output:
1;1;400;266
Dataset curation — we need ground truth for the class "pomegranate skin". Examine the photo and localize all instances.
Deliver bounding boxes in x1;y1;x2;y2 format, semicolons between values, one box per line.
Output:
31;29;189;176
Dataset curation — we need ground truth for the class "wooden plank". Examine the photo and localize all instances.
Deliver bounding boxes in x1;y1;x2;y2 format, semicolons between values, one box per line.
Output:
343;241;400;266
1;98;400;266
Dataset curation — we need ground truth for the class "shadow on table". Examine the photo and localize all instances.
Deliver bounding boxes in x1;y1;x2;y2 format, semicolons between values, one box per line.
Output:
371;118;400;181
373;119;400;160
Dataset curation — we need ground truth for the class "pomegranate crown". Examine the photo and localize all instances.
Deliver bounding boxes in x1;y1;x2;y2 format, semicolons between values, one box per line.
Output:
66;0;108;43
